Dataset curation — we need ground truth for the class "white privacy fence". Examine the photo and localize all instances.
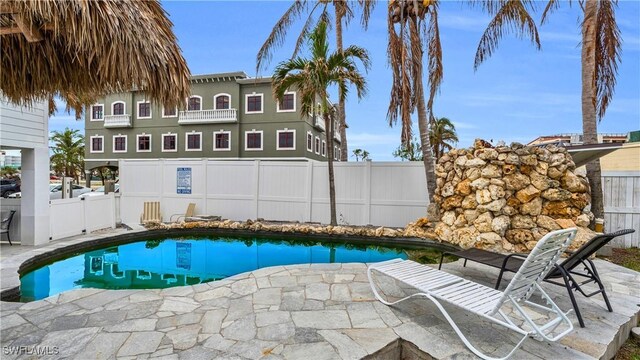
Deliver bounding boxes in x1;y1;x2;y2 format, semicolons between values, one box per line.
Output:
119;159;429;228
49;194;116;240
602;171;640;248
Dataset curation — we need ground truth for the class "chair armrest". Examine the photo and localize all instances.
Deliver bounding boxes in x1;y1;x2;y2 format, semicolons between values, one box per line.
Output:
500;253;528;270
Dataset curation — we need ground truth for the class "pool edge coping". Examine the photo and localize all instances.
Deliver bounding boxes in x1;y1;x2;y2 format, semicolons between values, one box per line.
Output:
0;227;459;301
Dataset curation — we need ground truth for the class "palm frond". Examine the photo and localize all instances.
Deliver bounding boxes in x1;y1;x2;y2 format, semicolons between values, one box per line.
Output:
594;0;621;121
474;0;541;69
425;3;443;117
256;0;308;72
358;0;377;30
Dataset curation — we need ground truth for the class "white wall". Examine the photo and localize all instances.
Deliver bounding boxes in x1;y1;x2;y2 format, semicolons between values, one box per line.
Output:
49;194;116;240
0;99;48;149
119;160;429;227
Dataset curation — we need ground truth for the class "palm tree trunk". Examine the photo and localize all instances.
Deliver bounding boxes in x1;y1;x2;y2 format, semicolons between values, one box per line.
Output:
335;8;348;162
582;0;604;226
326;109;338;225
410;18;437;203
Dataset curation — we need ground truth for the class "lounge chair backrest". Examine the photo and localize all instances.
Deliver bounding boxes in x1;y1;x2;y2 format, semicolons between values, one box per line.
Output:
141;202;161;223
492;228;576;313
1;210;15;231
558;229;635;272
185;203;196;218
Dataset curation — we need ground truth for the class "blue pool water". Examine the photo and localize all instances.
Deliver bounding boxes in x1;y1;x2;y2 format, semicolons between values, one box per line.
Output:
20;236;407;301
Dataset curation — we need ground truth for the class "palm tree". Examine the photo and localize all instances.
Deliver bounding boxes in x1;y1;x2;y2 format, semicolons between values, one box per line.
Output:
387;0;442;203
392;137;423;161
352;148;370;161
542;0;621;224
50;128;84;183
257;0;377;162
475;0;622;224
272;20;369;225
429;117;458;160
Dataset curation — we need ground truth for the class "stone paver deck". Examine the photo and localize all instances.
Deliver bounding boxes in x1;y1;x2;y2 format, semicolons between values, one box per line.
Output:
1;231;639;359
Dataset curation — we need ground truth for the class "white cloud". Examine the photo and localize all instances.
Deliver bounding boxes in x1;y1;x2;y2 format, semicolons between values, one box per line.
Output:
348;132;401;147
438;14;489;31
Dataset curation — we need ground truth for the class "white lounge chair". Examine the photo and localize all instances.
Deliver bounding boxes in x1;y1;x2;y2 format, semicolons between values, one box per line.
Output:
368;228;577;360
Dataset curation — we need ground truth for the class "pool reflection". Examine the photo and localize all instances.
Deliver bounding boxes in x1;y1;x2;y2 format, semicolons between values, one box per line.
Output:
20;237;406;301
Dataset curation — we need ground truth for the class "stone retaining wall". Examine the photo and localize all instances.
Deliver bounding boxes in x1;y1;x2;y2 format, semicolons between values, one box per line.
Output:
432;140;595;253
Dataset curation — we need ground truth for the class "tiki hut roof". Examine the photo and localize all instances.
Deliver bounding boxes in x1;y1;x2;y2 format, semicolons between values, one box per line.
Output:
0;0;190;113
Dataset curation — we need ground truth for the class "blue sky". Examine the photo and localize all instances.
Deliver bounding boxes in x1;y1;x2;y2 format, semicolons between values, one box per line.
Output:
50;0;640;161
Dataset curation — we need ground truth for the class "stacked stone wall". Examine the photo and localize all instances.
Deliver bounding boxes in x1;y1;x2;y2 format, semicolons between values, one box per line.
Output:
432;140;594;253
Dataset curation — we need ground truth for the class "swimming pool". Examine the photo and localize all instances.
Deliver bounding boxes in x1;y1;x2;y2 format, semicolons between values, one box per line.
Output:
19;236;408;301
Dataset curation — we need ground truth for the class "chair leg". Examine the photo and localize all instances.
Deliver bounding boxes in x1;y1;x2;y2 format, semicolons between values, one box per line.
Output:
559;269;585;328
495;269;506;290
585;259;613;312
438;253;446;270
7;232;11;246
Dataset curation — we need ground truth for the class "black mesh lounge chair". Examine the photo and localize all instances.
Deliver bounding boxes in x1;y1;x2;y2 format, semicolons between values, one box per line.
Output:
438;228;635;328
0;210;16;246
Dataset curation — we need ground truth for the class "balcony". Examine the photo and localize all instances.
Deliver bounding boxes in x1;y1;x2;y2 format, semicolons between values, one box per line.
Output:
178;109;237;125
334;131;341;143
313;116;326;131
104;114;131;128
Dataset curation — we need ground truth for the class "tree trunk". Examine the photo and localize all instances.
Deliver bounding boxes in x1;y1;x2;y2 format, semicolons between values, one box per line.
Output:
335;5;348;162
326;110;338;225
582;0;605;226
410;18;437;203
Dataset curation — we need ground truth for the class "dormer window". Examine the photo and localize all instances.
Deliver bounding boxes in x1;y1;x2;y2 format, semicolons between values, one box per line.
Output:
188;96;202;111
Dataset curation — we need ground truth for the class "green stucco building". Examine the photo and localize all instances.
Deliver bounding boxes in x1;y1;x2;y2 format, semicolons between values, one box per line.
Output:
84;72;340;171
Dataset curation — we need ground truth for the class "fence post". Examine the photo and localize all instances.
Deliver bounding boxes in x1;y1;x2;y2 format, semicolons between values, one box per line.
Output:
253;160;261;219
364;160;372;225
306;160;313;222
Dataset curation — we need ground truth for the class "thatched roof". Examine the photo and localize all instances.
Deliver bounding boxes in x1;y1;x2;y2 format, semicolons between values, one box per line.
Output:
0;0;190;114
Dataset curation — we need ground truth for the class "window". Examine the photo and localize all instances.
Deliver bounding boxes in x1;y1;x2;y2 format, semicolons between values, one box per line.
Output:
334;146;338;160
162;134;177;152
321;140;327;157
90;136;104;153
185;132;202;151
91;104;103;121
113;135;127;153
306;132;313;152
214;131;231;151
338;147;342;160
245;94;263;113
188;96;202;111
137;134;151;152
277;129;295;150
314;136;320;155
162;106;177;118
112;102;125;116
215;94;230;110
277;92;296;112
137;101;151;119
245;130;263;151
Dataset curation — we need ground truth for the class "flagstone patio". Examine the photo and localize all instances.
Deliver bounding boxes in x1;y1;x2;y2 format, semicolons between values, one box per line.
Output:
1;231;638;359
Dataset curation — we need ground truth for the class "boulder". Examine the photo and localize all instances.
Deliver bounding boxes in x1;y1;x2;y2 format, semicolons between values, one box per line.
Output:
455;179;472;196
575;214;590;227
434;222;452;242
541;188;572;201
505;153;521;165
555;218;576;229
504;173;530;191
465;168;482;181
461;195;478;209
520;197;543;216
505;229;534;243
464;209;480;223
530;171;551;191
442;195;464;210
481;164;502;178
542;201;581;218
515;185;541;203
478;232;502;246
520;154;538;166
502;205;518;216
454;214;468;227
536;215;562;231
441;182;455;197
502;164;517;175
465;158;487;168
491;215;511;236
473;212;493;232
475;148;499;160
511;215;536;229
481;198;507;212
471;177;491;190
452;227;480;249
547;167;563;179
488;184;505;200
562;172;588;193
442;211;456;226
476;189;492;205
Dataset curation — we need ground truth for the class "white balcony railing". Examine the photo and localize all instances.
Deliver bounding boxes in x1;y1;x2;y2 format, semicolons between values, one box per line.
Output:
314;116;326;131
178;109;237;124
104;114;132;128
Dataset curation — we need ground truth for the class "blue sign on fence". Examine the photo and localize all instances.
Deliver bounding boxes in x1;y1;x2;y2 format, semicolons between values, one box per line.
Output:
177;167;192;194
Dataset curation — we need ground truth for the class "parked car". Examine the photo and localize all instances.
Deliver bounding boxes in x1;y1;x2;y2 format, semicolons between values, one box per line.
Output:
79;184;120;199
8;183;92;200
1;179;20;198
